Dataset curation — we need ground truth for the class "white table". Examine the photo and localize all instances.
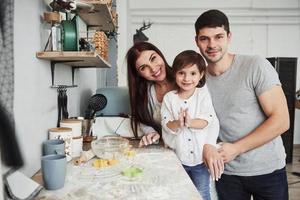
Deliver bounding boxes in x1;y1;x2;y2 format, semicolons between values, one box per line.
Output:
36;147;202;200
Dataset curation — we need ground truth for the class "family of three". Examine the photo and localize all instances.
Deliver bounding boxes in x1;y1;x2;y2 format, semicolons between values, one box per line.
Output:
125;9;289;200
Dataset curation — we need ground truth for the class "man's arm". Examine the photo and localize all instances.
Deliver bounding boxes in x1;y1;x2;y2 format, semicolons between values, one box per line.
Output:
219;85;290;162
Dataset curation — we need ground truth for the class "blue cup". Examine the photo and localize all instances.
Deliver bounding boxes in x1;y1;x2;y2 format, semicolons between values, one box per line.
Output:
41;154;67;190
43;139;65;156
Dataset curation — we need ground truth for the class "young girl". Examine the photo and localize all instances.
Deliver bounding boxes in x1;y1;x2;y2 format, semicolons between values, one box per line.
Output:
161;50;219;200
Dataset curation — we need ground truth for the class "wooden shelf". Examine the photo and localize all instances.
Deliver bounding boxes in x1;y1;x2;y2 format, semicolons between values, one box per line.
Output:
37;1;115;87
36;51;111;68
77;0;116;31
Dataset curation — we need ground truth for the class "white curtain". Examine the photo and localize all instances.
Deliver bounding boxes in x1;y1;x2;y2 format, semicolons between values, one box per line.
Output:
0;0;23;168
0;0;14;117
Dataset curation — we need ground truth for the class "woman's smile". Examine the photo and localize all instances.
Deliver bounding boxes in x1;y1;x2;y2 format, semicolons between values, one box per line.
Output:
152;68;161;77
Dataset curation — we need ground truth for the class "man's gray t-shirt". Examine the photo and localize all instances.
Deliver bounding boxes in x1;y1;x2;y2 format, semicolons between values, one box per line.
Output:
206;54;286;176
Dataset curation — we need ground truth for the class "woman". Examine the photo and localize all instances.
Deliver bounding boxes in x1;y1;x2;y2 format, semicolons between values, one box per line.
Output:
126;42;175;147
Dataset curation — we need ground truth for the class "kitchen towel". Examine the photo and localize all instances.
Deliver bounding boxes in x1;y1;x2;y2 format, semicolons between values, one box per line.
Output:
92;117;144;138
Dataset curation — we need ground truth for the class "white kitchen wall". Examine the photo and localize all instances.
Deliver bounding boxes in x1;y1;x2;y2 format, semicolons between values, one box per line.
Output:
13;0;98;176
116;0;130;86
118;0;300;143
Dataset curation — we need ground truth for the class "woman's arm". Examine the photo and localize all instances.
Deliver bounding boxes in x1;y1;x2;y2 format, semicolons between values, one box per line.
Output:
139;131;160;147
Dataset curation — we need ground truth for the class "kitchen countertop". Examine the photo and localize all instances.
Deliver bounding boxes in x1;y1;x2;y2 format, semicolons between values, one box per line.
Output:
35;146;202;200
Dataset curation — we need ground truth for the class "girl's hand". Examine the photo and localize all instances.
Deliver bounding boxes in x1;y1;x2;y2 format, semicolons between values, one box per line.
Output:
183;108;191;127
139;132;160;147
178;108;185;128
203;144;224;181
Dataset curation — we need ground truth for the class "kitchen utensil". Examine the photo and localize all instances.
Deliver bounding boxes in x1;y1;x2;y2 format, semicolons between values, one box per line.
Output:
57;86;69;127
82;119;95;142
95;87;130;116
57;88;62;127
62;88;68;119
85;94;107;119
91;136;129;160
61;16;78;51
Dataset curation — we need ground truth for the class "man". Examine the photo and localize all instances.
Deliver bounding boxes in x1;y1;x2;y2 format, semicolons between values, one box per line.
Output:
195;9;289;200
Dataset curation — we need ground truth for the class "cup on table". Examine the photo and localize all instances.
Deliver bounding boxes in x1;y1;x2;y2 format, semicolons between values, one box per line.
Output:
41;154;67;190
43;139;65;156
49;127;73;161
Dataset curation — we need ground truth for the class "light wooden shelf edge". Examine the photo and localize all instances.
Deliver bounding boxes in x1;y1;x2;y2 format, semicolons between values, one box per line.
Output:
36;51;111;68
77;1;116;31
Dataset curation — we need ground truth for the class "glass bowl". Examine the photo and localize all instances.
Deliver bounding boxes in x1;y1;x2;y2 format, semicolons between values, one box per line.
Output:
91;136;129;160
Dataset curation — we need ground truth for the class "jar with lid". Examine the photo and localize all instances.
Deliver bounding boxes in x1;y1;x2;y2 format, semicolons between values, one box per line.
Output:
42;12;62;51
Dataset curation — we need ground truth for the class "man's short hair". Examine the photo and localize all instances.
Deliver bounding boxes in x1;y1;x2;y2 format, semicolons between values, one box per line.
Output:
194;9;230;36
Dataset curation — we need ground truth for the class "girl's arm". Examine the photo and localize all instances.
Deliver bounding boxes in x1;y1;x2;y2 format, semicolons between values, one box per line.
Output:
184;109;208;129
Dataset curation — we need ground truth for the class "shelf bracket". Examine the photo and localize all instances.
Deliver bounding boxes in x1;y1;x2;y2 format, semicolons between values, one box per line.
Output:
50;61;79;88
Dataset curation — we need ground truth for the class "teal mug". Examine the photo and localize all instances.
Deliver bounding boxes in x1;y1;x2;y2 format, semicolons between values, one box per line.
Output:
42;139;65;156
41;154;67;190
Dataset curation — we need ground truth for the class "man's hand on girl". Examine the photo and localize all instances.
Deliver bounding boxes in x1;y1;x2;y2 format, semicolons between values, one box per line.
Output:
218;142;240;163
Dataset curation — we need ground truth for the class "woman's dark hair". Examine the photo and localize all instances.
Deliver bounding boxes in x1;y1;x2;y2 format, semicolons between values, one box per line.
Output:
172;50;206;88
126;42;173;138
194;9;230;36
